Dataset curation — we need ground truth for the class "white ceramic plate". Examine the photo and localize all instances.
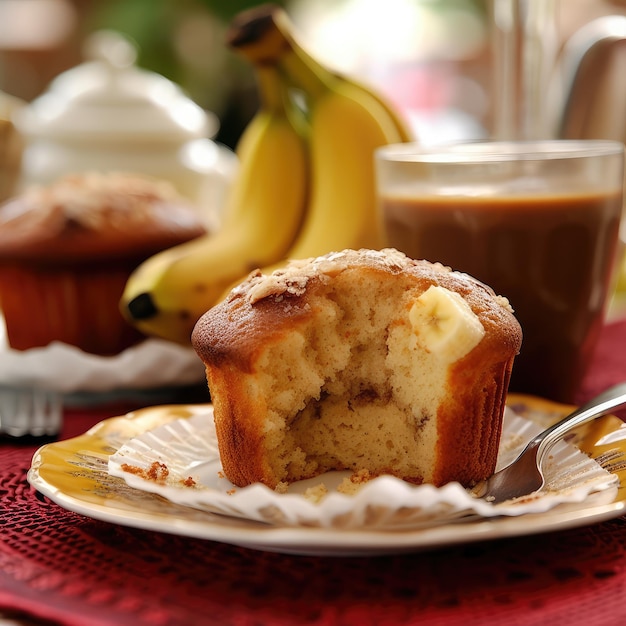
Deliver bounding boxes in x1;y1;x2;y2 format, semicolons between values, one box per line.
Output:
27;396;626;555
107;407;618;529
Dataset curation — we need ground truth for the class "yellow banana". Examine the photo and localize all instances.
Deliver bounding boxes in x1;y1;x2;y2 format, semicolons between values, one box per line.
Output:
229;5;412;268
285;81;396;257
120;65;309;344
329;72;413;144
228;5;412;145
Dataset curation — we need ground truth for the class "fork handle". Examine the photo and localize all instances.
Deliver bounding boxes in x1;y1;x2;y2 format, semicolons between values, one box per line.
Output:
531;382;626;464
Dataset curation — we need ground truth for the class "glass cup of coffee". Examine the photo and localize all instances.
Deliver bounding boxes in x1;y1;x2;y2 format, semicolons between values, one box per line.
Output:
375;140;625;403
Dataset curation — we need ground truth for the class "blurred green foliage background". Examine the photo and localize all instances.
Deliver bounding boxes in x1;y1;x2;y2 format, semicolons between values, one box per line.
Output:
86;0;293;148
84;0;488;148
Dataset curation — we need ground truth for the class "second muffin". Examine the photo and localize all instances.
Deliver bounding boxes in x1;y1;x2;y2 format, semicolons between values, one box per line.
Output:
0;172;208;355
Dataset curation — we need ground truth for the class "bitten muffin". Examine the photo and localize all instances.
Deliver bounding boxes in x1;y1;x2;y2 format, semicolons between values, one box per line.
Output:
0;172;207;354
192;248;523;489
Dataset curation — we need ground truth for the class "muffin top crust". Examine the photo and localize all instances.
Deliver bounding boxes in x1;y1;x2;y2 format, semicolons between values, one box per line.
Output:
0;172;207;262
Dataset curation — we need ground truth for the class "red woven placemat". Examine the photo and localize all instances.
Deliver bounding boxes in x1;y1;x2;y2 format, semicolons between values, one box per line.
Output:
1;320;626;626
2;446;626;626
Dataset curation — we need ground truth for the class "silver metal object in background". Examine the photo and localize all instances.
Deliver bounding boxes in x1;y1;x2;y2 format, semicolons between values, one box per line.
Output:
557;15;626;142
0;387;63;439
490;4;626;144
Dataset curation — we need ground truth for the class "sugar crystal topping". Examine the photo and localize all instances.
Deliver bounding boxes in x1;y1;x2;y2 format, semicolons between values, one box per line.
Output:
18;171;185;229
236;248;516;317
243;249;417;304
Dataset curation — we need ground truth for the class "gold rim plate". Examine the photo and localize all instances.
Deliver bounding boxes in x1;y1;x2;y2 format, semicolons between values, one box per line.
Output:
27;395;626;556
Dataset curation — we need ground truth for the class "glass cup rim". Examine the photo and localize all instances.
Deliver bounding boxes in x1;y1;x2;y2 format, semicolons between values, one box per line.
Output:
375;140;625;164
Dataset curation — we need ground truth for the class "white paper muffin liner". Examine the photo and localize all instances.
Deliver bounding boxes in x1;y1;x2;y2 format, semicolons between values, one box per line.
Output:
0;309;206;393
0;321;205;393
107;405;619;530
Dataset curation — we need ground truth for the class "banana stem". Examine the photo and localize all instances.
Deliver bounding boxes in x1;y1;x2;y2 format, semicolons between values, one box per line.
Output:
228;4;336;100
255;65;289;114
272;12;338;99
277;44;334;99
229;5;411;143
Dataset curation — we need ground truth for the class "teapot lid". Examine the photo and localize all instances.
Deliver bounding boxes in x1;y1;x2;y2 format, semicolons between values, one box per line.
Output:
15;30;218;142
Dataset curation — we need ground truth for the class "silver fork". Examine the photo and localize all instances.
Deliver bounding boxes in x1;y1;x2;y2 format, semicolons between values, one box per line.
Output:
475;382;626;504
0;386;63;439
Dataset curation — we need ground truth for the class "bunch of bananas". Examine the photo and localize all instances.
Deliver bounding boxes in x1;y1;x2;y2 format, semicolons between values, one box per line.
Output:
121;4;413;345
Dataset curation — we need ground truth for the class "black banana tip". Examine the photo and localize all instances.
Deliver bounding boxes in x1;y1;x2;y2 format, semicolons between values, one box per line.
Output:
127;293;159;321
227;4;276;48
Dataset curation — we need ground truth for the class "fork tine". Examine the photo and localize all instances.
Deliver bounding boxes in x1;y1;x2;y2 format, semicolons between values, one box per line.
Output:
473;443;545;503
477;382;626;504
46;391;64;436
31;389;47;436
0;386;63;439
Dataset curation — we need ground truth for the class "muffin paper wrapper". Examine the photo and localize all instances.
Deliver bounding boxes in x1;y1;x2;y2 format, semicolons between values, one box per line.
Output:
107;406;619;530
0;327;205;393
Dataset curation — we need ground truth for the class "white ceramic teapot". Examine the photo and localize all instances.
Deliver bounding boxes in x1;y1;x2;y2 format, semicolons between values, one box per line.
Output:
13;30;236;226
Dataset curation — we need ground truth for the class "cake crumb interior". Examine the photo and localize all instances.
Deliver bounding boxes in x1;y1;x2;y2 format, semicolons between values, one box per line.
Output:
254;269;450;485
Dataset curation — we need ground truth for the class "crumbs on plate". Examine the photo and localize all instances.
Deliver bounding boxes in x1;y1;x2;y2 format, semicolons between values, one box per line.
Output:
304;483;328;503
338;468;372;495
121;461;196;487
271;469;373;502
274;481;289;494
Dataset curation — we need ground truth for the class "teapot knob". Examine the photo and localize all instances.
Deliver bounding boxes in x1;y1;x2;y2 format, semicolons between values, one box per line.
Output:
83;30;137;70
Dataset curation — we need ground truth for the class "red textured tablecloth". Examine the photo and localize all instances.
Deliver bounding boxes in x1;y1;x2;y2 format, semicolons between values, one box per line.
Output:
1;321;626;626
